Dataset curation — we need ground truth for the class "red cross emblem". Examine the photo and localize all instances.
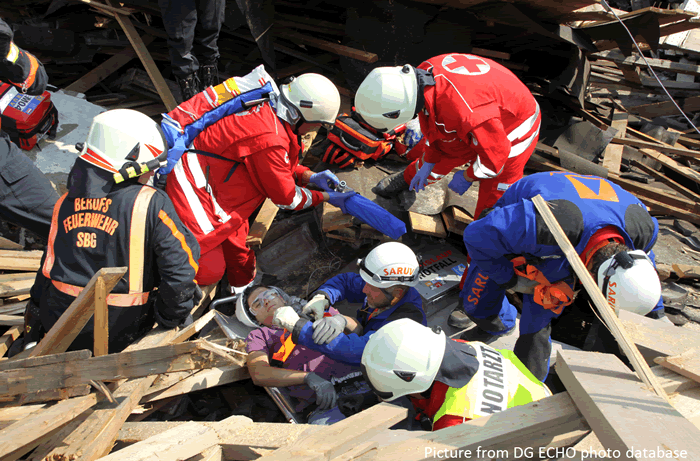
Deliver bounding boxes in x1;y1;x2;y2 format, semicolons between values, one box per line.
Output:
442;54;490;76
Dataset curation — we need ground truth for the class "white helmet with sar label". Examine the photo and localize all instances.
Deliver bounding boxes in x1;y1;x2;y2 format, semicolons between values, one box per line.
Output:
358;242;420;289
596;249;662;316
280;73;341;124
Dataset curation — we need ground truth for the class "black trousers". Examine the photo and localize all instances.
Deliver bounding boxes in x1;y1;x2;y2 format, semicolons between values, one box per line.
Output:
0;135;58;238
158;0;225;78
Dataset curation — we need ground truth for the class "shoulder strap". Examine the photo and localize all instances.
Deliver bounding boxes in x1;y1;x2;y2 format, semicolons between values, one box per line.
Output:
129;187;157;293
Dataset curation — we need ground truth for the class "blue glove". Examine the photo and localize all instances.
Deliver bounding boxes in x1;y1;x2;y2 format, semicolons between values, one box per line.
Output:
327;190;356;214
160;137;187;175
410;162;436;192
310;170;340;192
448;170;473;195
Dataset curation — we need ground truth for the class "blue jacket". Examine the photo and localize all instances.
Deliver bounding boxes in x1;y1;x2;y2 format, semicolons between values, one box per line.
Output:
291;272;426;365
464;172;662;310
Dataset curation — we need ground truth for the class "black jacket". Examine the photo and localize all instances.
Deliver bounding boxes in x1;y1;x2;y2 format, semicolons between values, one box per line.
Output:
0;18;47;95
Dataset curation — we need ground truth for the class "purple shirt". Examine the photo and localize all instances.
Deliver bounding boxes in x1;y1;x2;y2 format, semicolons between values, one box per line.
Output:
245;307;362;412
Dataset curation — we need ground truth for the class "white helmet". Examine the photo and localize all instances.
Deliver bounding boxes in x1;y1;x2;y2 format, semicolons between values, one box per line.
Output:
235;290;260;328
361;319;445;401
596;249;661;316
79;109;166;174
358;242;420;289
355;65;417;132
280;73;341;124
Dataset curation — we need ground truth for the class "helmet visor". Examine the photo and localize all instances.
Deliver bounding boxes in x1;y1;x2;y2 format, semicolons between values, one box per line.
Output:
361;363;395;401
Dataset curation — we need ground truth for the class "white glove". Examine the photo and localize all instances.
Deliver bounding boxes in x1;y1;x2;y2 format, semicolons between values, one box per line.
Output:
272;306;301;331
302;294;329;321
512;276;539;295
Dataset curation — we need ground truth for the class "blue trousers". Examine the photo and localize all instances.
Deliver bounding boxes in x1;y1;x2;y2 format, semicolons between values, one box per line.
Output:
460;262;562;381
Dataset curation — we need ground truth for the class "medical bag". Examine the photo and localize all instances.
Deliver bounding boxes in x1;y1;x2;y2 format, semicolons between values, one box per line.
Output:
0;82;59;150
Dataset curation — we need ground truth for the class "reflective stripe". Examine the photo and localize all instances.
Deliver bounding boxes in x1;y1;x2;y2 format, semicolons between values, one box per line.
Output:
158;210;199;273
52;280;150;307
277;186;306;210
42;193;68;278
507;102;540;142
185;152;231;224
6;42;19;63
129;187;156;293
173;156;215;234
508;127;539;159
471;156;500;179
9;50;39;93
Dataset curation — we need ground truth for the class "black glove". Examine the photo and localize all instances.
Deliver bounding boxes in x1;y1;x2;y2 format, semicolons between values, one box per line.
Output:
304;372;337;410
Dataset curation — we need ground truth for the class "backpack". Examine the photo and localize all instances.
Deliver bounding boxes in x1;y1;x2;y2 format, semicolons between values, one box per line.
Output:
0;82;58;150
322;110;405;168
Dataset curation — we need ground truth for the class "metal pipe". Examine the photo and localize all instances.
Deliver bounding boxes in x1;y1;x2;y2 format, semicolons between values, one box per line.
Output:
210;294;238;311
265;387;299;424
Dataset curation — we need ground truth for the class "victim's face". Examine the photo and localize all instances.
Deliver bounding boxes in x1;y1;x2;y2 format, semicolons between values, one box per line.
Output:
248;287;285;326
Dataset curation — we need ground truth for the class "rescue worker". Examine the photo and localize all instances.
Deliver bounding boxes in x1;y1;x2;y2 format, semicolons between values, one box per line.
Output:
354;53;540;220
0;18;59;237
239;285;372;425
166;73;353;292
158;0;225;101
18;109;201;354
354;53;540;330
361;319;551;431
272;242;427;366
458;171;665;381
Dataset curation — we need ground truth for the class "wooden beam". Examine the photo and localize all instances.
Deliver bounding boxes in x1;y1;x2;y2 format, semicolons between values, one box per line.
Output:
142;363;249;403
246;199;279;246
0;237;23;250
0;315;22;326
0;341;228;397
94;275;108;357
631;159;700;202
275;29;378;63
639;147;700;186
30;328;178;461
441;209;466;235
620;309;700;364
651;364;700;393
408;211;447;238
0;349;91;372
320;201;352;232
0;326;21;358
654;348;700;385
531;195;668;402
104;0;177;111
602;109;628;174
171;309;216;344
610;137;700;159
0;250;42;271
258;402;407;460
65;35;155;94
367;392;587;461
628;94;700;118
593;49;700;77
0;393;99;461
556;349;700;459
28;266;126;358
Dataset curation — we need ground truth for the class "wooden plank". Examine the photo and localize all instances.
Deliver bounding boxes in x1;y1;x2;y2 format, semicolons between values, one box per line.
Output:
639;147;700;186
0;315;22;326
142;363;250;403
601;109;628;174
104;0;177;111
631;159;700;202
0;403;46;431
98;422;220;461
28;266;127;358
320;201;353;232
620;309;700;364
220;423;320;461
0;258;40;271
593;49;700;77
246;199;279;246
275;29;378;63
610;136;700;159
65;35;154;93
408;211;447;237
556;349;700;459
0;237;22;251
188;445;223;461
0;278;34;298
366;392;587;461
452;206;474;224
0;341;226;397
258;402;407;460
0;393;99;461
171;309;216;344
190;283;217;319
655;348;700;385
94;275;108;357
30;328;178;461
629;94;700;118
0;326;21;358
0;302;25;316
531;195;668;401
441;209;466;235
608;174;700;215
0;349;91;372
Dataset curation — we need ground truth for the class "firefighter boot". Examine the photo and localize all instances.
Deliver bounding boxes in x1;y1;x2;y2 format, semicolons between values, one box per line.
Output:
199;60;219;89
372;169;409;198
176;73;200;103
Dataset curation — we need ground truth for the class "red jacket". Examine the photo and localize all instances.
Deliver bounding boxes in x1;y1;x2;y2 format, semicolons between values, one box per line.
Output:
417;53;540;181
166;101;323;254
